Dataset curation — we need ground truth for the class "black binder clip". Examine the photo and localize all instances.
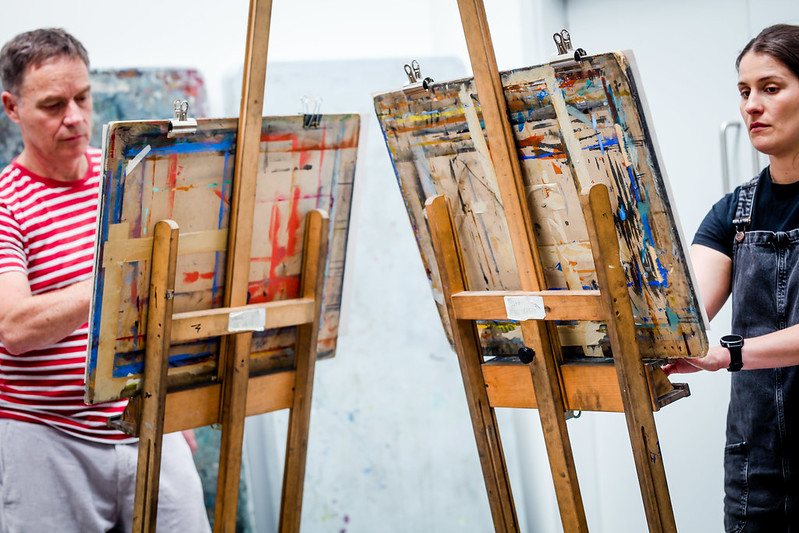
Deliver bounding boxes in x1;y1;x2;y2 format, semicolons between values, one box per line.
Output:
550;29;588;68
402;60;434;99
301;96;322;129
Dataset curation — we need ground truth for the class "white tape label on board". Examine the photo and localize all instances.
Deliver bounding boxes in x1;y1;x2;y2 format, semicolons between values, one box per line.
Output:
504;295;546;321
228;308;266;332
125;144;151;176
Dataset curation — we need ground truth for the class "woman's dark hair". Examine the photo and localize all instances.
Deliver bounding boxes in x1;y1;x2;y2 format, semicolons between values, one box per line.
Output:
0;28;89;96
737;24;799;79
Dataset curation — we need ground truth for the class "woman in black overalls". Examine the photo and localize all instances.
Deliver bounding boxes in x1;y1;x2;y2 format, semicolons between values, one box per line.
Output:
664;24;799;532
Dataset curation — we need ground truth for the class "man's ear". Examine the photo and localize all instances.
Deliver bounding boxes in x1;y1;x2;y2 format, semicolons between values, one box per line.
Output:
2;91;21;124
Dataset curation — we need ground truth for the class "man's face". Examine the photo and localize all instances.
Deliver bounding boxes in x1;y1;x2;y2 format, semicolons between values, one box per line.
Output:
2;55;92;175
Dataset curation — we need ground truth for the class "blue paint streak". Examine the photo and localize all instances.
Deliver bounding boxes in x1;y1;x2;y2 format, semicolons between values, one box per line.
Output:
121;136;236;158
113;350;214;377
212;151;233;305
591;114;605;156
627;166;641;203
637;193;670;288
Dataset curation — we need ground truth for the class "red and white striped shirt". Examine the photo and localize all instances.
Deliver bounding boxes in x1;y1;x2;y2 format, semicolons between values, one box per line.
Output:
0;148;132;443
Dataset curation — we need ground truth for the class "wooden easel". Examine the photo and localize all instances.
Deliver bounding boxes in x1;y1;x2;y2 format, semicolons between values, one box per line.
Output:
428;1;691;531
111;1;328;531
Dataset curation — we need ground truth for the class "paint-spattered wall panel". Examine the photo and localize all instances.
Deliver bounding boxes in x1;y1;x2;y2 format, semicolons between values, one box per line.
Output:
0;68;208;169
374;51;706;360
86;115;359;403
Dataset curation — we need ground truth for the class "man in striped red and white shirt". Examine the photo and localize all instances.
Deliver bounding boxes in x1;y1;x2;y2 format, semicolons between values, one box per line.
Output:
0;28;209;532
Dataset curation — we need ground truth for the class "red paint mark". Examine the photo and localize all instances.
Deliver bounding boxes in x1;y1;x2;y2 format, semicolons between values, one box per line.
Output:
266;203;286;301
166;154;179;216
298;141;312;169
248;277;301;304
286;187;302;257
183;271;215;283
316;127;327;204
259;130;357;151
259;187;305;302
551;162;563;175
213;190;229;204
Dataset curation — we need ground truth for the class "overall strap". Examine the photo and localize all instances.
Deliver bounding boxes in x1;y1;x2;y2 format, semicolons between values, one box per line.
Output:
733;176;759;242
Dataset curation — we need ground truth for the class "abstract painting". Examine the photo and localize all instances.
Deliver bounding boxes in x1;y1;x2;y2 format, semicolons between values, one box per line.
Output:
86;114;359;403
374;51;706;360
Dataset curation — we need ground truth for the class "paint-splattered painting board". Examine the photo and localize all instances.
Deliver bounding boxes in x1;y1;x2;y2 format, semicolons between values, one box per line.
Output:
86;114;359;404
374;51;706;360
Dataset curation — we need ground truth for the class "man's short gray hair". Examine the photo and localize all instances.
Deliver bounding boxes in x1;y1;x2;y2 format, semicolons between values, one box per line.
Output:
0;28;89;96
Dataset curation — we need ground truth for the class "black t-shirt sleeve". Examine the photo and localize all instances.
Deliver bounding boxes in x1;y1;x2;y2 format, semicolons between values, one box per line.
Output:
692;190;738;258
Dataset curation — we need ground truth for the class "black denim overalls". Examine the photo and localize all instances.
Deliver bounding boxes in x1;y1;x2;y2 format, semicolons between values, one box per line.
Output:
725;175;799;532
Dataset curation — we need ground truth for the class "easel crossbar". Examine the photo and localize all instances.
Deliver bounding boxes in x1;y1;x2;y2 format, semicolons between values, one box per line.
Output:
170;298;316;343
450;290;606;321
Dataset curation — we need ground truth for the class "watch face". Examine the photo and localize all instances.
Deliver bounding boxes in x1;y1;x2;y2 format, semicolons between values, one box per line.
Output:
721;334;744;348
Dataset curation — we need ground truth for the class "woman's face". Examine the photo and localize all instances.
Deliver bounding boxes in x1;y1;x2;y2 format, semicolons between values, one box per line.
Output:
738;51;799;161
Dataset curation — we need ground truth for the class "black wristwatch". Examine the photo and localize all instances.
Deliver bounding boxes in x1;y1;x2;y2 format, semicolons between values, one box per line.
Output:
720;334;744;372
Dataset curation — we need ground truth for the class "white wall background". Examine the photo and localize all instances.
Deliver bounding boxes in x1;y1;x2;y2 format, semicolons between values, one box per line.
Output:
2;1;797;532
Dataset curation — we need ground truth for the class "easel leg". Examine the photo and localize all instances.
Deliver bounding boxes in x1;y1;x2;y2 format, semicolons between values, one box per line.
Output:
521;321;588;532
279;210;328;533
426;196;519;532
454;0;589;529
214;0;273;530
132;219;180;532
583;185;677;533
214;334;252;533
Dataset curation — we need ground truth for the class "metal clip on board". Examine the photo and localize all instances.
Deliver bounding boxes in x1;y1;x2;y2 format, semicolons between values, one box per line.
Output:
402;59;434;99
167;99;197;138
550;29;588;68
301;96;322;129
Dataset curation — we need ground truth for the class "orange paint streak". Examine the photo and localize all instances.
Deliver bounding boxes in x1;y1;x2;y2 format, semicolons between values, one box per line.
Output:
551;162;563;175
516;134;545;149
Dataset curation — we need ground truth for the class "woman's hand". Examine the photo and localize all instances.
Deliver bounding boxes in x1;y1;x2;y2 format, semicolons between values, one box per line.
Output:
662;345;730;376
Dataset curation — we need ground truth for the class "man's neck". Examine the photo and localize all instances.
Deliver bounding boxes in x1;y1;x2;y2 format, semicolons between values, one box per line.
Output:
16;149;87;182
